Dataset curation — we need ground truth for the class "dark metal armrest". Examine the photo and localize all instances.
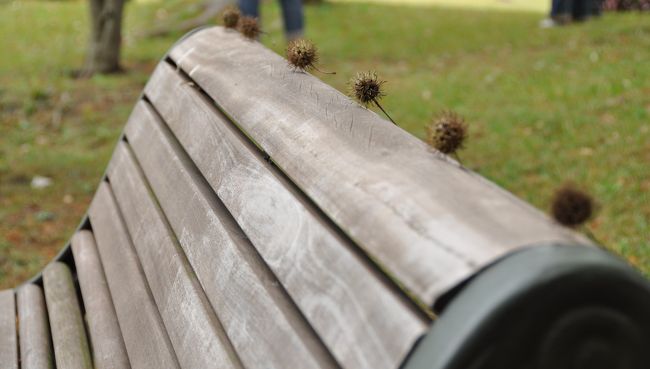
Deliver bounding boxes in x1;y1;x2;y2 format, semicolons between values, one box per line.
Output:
404;244;650;369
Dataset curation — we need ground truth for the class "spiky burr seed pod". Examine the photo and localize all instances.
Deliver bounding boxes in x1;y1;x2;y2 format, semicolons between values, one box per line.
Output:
287;39;318;71
551;184;594;227
426;111;467;155
286;39;335;74
351;72;385;106
349;72;397;125
222;6;241;29
239;16;261;40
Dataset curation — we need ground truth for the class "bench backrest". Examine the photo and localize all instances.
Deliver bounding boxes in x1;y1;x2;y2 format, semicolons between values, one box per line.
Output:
6;26;611;369
92;26;588;369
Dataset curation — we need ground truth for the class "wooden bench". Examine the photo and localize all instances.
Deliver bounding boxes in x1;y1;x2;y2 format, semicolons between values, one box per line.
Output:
2;26;649;369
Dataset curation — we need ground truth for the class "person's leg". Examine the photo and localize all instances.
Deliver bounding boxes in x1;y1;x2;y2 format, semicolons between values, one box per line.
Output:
572;0;588;21
550;0;562;16
541;0;561;28
589;0;603;16
555;0;573;23
238;0;260;18
279;0;304;40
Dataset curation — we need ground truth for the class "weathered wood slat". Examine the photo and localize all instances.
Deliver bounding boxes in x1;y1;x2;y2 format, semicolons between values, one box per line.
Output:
0;289;18;369
17;284;54;369
71;230;131;369
89;182;180;369
169;27;591;306
143;64;428;369
123;101;337;369
107;142;243;369
42;262;92;369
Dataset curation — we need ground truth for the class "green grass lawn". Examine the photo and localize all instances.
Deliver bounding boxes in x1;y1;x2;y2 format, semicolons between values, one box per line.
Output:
1;0;648;288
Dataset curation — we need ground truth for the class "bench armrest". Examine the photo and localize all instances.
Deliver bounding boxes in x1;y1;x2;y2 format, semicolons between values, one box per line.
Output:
404;244;650;369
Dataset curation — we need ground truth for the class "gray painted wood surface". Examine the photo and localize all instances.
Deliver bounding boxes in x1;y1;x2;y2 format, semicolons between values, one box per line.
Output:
17;284;54;369
71;230;131;369
0;289;17;369
107;142;243;369
143;64;428;369
89;182;181;369
42;262;92;369
169;26;592;307
124;101;338;369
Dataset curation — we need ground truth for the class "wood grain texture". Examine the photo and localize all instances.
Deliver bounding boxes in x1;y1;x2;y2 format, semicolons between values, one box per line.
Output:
89;182;181;369
124;102;338;369
16;284;54;369
169;27;592;306
107;142;244;369
0;289;17;369
71;230;131;369
42;262;92;369
143;64;428;369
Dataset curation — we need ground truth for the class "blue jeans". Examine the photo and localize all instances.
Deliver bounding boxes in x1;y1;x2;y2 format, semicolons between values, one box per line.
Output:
238;0;304;37
551;0;571;16
551;0;601;18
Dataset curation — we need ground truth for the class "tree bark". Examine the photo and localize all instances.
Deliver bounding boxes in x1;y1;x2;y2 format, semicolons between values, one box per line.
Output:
83;0;125;75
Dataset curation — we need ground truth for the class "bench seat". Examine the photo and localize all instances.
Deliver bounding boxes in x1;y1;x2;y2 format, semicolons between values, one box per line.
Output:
1;26;649;369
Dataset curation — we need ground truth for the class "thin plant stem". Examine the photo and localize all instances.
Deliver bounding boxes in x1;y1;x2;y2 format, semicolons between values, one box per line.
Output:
372;99;398;126
313;66;336;75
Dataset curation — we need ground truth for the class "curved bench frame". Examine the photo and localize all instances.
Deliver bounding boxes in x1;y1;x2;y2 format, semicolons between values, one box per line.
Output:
406;244;650;368
22;26;208;288
8;26;650;369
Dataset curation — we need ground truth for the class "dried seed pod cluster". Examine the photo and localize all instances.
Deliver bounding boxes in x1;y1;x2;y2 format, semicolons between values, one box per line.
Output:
286;39;336;74
239;16;261;40
351;72;385;106
426;111;467;155
222;6;241;29
287;39;319;71
284;41;393;123
348;72;397;125
220;6;260;40
277;32;603;241
551;184;594;227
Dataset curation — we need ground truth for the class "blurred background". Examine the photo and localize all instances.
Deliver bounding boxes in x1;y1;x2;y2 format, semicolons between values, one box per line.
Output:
0;0;648;288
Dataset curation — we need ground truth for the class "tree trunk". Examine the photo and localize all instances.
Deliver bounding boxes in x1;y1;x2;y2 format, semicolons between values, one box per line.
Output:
83;0;125;75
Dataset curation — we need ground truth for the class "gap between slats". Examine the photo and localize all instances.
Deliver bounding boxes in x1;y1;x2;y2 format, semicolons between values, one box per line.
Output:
134;97;343;369
163;57;435;321
140;64;428;368
109;140;246;369
42;262;93;369
14;289;19;369
89;180;182;369
71;230;131;369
